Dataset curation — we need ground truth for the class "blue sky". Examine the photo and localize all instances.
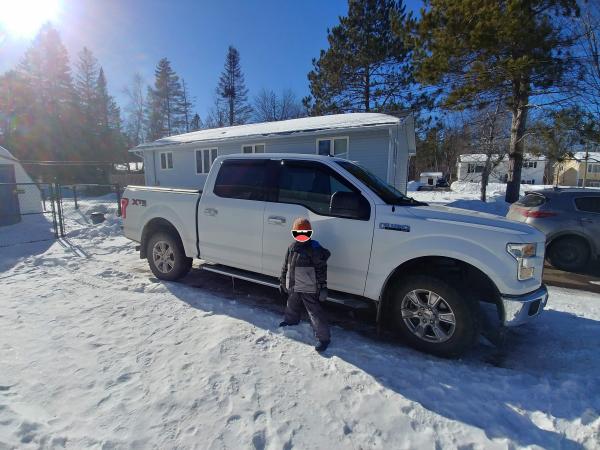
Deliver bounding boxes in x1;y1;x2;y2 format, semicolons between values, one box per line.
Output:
1;0;422;119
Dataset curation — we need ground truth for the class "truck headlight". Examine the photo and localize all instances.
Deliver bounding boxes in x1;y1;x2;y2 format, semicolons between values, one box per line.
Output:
507;243;537;280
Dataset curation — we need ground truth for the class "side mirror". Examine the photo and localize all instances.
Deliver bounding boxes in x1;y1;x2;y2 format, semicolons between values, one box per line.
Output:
330;191;370;220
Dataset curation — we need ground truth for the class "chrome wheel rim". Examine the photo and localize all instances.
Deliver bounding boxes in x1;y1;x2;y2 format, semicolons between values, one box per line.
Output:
152;241;175;274
400;289;456;343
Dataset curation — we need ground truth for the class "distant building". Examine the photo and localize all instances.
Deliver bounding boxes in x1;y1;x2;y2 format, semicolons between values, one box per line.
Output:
554;152;600;187
456;153;547;185
419;172;444;186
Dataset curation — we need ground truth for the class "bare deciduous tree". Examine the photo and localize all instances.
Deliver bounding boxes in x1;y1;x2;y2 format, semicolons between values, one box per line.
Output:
253;88;304;122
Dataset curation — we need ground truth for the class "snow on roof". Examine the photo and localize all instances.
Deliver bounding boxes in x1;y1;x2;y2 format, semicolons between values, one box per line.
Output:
420;172;443;177
459;153;546;162
571;152;600;162
0;145;19;162
133;113;402;151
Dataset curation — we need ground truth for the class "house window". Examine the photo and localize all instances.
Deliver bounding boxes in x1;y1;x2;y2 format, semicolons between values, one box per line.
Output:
196;148;218;174
467;163;484;174
242;143;265;154
316;137;349;158
587;163;600;174
160;152;173;170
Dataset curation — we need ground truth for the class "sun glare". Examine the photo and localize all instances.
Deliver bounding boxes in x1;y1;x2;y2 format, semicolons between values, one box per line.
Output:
0;0;61;38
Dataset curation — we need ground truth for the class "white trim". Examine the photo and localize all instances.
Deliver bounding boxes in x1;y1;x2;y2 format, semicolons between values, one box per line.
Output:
195;148;218;174
159;151;173;170
315;136;349;158
241;143;266;154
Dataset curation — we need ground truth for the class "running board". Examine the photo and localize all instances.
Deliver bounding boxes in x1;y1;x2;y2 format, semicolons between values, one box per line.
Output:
200;263;373;310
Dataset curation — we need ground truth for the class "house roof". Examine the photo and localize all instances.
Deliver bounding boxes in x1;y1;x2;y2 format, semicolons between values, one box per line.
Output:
459;153;546;163
0;145;19;163
571;152;600;162
132;113;403;151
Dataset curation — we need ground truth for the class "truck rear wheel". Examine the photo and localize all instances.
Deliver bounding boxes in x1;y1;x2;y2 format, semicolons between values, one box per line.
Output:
390;275;479;358
146;232;192;281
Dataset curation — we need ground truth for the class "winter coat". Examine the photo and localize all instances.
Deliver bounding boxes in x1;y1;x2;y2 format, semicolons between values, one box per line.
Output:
280;240;330;294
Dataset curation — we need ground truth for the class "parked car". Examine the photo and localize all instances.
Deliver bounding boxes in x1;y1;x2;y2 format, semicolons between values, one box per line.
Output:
507;188;600;272
122;154;548;358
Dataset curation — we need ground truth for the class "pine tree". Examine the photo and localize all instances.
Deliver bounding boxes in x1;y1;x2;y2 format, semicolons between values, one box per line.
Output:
414;0;580;202
217;46;252;125
190;113;202;131
306;0;416;114
74;47;100;128
180;78;194;133
146;58;185;139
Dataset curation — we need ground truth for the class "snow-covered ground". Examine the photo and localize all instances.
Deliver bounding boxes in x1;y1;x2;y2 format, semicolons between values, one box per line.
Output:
1;199;600;449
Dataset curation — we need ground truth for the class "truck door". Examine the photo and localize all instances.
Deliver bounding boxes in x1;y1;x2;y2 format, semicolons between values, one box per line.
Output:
261;159;375;296
197;159;267;271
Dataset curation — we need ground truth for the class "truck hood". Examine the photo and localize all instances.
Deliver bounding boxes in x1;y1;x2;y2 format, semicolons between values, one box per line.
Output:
406;205;544;240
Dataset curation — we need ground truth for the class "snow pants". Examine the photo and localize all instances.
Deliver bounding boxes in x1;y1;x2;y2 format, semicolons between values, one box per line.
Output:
284;292;330;342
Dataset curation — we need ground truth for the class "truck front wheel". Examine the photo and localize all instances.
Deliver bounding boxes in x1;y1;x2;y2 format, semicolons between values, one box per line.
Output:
390;275;479;358
146;232;192;281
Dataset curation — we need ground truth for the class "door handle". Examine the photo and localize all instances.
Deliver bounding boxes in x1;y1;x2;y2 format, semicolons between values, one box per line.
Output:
204;208;218;216
267;215;286;225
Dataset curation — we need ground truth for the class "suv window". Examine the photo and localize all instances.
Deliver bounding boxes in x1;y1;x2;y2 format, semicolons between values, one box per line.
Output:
517;193;546;207
575;196;600;214
214;160;266;200
278;161;355;215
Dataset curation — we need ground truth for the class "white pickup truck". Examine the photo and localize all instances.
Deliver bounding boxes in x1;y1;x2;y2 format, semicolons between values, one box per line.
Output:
122;154;548;357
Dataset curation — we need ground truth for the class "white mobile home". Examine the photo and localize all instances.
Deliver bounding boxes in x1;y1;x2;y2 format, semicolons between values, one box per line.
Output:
131;113;416;193
457;153;547;185
0;146;42;226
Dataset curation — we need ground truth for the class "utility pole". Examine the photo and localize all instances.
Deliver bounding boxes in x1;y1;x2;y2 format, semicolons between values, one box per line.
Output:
582;144;589;188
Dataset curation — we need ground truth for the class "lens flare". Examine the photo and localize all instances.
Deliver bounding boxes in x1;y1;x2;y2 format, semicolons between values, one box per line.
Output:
0;0;61;38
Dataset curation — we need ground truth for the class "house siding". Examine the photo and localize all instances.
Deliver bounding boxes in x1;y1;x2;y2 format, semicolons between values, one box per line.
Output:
141;126;408;193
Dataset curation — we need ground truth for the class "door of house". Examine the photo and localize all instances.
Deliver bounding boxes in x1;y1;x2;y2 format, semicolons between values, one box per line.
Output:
0;164;20;226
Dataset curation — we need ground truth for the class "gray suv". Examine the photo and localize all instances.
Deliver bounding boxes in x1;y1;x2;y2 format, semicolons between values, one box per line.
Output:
507;188;600;272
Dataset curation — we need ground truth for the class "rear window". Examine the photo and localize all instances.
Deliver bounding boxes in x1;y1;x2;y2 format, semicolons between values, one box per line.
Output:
517;193;546;207
213;160;267;201
575;196;600;214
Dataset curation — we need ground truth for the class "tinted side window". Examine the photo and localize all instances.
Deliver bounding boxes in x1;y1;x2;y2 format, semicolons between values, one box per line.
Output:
575;196;600;214
214;160;266;200
278;162;354;215
517;193;546;207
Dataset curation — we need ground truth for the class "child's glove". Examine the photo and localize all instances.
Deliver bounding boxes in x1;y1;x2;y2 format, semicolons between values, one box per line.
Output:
318;286;328;302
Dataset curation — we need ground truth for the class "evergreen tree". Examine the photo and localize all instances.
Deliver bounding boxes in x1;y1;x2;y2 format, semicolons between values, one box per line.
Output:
190;113;202;131
146;58;185;139
180;78;194;132
306;0;416;114
74;47;100;128
217;46;252;125
414;0;580;202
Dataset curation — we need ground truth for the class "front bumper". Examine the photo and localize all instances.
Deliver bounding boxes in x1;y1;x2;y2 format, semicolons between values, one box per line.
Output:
501;284;548;326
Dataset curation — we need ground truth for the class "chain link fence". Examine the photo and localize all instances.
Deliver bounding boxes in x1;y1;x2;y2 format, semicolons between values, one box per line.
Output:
57;184;122;235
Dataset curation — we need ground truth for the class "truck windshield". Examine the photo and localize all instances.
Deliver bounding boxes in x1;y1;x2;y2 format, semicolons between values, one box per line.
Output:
336;160;425;206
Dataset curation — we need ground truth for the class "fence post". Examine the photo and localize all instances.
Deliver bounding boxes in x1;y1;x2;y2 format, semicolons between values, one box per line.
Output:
49;184;58;238
116;183;122;216
73;185;78;210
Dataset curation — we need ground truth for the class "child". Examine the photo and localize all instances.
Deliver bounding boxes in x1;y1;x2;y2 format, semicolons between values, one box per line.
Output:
279;218;331;352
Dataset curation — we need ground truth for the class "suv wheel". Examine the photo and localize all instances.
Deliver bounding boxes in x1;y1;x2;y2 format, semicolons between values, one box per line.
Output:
147;232;192;281
547;236;590;272
391;275;479;358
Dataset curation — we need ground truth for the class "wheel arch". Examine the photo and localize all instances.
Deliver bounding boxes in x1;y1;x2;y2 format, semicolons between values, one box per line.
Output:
377;256;502;324
546;231;596;256
140;217;184;259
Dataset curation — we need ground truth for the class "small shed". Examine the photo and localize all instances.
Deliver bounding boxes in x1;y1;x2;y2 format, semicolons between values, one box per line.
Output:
0;146;42;226
130;113;417;193
420;172;444;186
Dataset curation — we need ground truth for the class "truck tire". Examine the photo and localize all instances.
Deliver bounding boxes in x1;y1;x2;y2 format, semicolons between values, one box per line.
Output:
547;236;589;273
146;231;192;281
390;275;479;358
